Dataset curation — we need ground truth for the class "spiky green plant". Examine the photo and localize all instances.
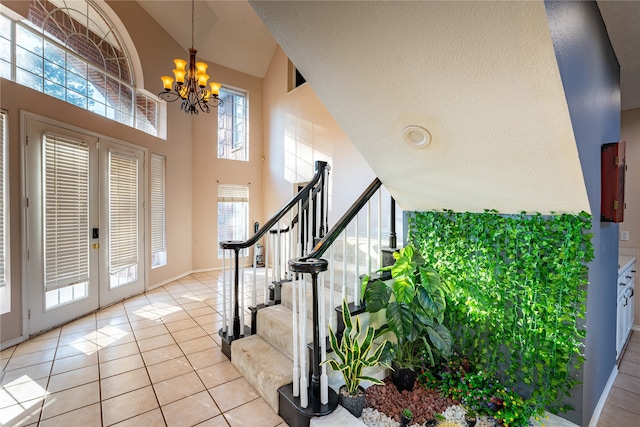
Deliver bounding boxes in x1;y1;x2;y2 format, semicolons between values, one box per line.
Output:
322;300;391;396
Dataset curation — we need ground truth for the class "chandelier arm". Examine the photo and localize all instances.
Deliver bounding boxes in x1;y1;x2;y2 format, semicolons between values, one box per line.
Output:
158;90;184;103
160;0;222;115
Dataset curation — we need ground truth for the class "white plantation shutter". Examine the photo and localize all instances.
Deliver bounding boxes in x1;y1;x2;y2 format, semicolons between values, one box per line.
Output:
44;134;90;291
0;111;7;288
109;150;138;275
150;154;165;256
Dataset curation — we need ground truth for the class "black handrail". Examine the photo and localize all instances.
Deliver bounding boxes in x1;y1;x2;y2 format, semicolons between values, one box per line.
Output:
289;177;382;270
220;160;329;251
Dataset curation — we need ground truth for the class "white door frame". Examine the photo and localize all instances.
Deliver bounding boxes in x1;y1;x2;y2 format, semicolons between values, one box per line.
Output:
21;111;148;336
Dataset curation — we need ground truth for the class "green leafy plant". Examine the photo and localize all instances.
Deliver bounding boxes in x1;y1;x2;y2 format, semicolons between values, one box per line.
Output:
402;408;413;419
362;245;453;370
409;210;593;416
322;300;391;396
492;387;536;427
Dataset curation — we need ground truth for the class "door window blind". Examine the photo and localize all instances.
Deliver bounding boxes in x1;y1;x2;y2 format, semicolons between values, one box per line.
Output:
108;150;138;275
150;154;166;258
0;111;7;288
43;134;90;291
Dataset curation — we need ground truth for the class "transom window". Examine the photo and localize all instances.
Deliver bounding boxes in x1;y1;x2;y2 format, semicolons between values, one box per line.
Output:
0;0;158;136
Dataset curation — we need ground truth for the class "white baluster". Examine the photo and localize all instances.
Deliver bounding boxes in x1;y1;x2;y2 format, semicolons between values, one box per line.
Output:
253;244;257;308
320;270;328;405
378;189;382;269
288;210;293;280
342;230;347;304
355;213;360;308
367;199;371;276
329;245;335;330
292;267;300;397
276;220;281;283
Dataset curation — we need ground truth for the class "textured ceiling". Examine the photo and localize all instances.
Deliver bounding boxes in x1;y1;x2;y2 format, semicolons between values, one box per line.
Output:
250;0;590;214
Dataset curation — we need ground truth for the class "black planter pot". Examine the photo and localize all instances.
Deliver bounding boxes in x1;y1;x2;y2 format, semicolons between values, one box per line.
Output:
400;414;413;426
338;385;366;418
391;363;417;392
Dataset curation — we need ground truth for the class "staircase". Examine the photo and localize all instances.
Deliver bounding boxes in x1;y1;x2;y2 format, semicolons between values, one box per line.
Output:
219;162;401;427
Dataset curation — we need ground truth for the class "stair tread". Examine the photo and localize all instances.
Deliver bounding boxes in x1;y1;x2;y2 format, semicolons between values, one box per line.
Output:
258;304;313;360
231;334;293;413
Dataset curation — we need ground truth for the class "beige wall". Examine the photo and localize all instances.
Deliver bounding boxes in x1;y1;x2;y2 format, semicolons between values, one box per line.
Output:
261;46;376;228
619;107;640;326
190;65;264;271
1;2;381;347
0;1;261;345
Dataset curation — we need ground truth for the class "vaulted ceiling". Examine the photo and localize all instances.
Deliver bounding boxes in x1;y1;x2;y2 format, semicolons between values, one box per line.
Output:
137;0;638;110
139;0;639;214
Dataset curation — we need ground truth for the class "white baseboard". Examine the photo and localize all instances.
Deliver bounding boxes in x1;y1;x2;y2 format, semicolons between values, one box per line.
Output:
0;334;27;351
588;364;618;427
147;267;224;291
632;324;640;332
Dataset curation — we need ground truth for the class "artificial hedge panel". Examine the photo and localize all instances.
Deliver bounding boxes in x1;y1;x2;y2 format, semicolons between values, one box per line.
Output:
408;210;594;413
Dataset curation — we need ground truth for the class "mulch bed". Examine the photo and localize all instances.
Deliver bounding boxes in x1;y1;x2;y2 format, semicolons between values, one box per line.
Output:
365;377;460;425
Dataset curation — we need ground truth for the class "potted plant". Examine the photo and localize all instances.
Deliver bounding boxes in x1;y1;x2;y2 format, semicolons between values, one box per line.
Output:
323;300;391;417
362;244;453;391
400;408;414;426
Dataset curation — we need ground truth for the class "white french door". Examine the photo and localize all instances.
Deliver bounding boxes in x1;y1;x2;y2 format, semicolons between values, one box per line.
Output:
25;117;145;335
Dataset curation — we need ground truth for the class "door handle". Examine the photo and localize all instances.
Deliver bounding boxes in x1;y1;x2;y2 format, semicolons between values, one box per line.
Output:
92;243;100;249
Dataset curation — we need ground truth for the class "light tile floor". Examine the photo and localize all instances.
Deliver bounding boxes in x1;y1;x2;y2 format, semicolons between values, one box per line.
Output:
4;270;638;427
597;330;640;427
0;271;285;427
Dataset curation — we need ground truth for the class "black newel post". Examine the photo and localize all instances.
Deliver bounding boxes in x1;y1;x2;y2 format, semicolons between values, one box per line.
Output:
288;257;328;408
310;269;321;403
233;248;241;339
389;196;397;249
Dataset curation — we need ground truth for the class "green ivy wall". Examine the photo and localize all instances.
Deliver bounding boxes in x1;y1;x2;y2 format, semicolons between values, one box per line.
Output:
408;211;594;414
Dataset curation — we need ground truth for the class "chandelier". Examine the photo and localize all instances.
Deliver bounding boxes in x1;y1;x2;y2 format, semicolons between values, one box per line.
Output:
159;0;222;114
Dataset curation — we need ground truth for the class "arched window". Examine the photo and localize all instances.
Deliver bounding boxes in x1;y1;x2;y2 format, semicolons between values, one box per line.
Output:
0;0;158;135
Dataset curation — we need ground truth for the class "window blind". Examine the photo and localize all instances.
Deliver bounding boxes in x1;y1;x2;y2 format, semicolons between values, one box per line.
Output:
217;184;249;257
0;111;6;288
43;134;90;291
109;150;138;275
217;184;249;202
150;154;165;255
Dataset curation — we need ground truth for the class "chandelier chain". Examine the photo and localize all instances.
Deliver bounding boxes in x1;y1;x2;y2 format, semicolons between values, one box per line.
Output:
191;0;195;50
